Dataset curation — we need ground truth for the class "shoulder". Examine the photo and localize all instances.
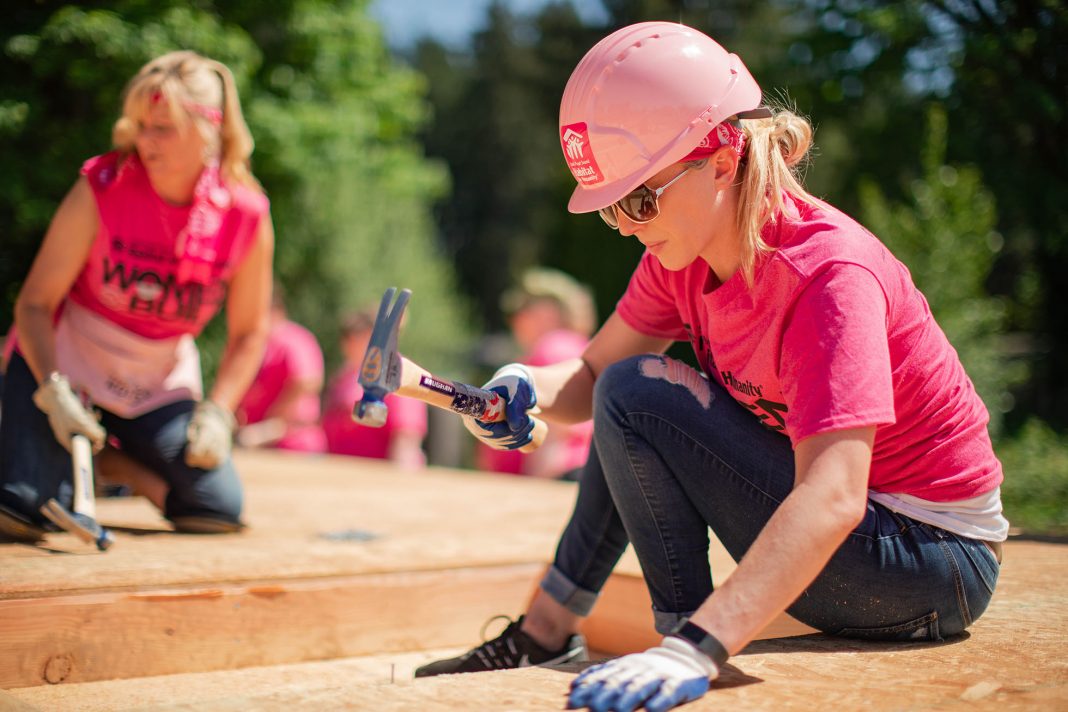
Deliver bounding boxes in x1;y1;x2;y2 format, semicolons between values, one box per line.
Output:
278;320;322;351
79;151;140;194
771;199;902;283
527;329;589;366
226;181;270;218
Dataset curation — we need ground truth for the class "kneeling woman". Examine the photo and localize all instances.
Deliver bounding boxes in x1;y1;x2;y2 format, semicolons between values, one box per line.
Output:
0;51;274;538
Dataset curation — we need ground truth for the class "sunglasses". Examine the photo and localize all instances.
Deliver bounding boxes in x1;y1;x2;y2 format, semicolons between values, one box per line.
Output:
598;164;697;229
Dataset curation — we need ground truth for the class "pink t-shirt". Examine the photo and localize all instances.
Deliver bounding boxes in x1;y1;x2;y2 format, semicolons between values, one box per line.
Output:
71;152;268;339
322;364;428;459
479;329;594;477
237;319;326;452
617;195;1002;502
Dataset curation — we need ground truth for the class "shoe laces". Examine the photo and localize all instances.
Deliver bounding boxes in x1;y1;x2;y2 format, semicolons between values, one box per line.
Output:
469;615;525;669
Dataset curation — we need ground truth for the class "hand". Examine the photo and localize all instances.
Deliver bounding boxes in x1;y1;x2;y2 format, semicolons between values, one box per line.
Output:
185;400;236;469
567;636;719;712
463;363;538;451
32;372;106;453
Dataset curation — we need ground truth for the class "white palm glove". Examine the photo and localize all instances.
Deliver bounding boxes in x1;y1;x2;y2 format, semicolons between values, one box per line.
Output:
32;372;106;453
462;363;538;451
185;400;236;469
567;636;719;712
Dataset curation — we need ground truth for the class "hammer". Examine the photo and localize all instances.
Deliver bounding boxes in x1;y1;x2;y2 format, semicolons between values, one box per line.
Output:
353;287;547;453
39;434;115;551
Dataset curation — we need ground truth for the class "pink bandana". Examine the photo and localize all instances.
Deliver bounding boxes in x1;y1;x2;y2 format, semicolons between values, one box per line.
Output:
679;122;747;162
150;91;223;126
175;160;232;281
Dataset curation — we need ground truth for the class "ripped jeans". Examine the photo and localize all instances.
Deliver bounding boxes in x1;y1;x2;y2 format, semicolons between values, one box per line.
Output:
539;355;999;641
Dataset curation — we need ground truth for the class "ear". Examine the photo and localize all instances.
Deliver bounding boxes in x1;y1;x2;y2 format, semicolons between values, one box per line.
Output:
709;146;740;188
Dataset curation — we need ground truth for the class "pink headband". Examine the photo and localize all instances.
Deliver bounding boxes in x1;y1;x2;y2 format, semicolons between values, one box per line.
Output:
150;91;223;125
679;122;747;162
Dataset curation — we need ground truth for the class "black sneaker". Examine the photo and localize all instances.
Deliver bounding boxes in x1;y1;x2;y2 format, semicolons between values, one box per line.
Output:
0;503;49;543
414;615;587;677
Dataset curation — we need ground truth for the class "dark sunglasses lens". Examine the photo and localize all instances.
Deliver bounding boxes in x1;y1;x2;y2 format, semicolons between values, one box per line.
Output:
618;187;658;223
598;204;619;228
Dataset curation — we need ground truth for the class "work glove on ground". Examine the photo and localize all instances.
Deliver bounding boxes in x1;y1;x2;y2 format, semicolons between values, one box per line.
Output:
463;363;538;451
185;399;236;469
32;372;106;453
567;636;719;712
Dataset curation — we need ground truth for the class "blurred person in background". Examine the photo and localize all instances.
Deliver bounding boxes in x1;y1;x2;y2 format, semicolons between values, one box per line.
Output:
477;268;596;481
322;308;428;469
0;50;273;540
234;283;327;453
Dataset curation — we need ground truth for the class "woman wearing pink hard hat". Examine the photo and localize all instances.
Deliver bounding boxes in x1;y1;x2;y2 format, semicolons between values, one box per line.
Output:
417;21;1006;712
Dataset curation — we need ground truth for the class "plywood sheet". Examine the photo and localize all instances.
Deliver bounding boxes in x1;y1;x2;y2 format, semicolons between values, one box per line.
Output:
10;541;1067;711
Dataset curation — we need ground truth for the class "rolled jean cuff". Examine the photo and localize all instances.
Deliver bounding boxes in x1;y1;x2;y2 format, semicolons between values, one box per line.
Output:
540;565;600;616
653;608;696;636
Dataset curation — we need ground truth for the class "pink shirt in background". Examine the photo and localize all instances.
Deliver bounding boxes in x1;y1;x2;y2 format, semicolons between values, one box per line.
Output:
617;194;1002;502
479;329;594;478
323;364;428;459
237;319;326;452
73;152;268;339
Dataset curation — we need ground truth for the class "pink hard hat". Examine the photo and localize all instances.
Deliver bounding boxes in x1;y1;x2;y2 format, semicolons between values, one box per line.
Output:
560;22;766;214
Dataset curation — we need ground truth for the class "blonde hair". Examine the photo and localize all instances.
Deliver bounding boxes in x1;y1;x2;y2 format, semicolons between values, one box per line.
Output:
733;105;818;285
112;50;260;191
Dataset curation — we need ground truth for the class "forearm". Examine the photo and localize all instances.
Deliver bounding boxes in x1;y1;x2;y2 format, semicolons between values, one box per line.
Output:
687;428;872;655
688;481;863;654
14;302;59;383
526;357;596;424
208;330;268;412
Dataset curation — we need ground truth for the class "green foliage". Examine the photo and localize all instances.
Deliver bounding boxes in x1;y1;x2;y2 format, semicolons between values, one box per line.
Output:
1;1;470;383
997;419;1068;536
859;105;1025;438
413;3;607;333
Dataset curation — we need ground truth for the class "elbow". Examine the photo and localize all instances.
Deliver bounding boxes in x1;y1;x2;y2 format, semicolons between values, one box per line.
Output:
827;488;868;535
14;295;54;330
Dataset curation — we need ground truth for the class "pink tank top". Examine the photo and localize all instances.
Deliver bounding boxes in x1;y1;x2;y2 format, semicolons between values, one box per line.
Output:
70;152;269;339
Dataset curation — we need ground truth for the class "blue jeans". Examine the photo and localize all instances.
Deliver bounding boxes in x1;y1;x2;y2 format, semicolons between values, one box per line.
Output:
540;355;999;641
0;353;243;526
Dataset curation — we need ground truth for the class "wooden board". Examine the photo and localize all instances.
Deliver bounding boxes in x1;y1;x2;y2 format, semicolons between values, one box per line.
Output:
8;540;1067;711
4;449;1061;709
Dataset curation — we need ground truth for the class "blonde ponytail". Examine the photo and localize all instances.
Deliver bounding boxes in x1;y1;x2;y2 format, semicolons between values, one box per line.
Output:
734;106;817;285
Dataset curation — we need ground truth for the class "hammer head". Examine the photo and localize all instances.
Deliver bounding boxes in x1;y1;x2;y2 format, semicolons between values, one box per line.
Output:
353;287;411;427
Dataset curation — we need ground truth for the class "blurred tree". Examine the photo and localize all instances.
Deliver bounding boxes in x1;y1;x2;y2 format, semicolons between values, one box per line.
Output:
414;2;602;333
0;1;469;383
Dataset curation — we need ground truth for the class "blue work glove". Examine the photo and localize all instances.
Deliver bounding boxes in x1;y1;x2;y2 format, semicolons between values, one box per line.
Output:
567;636;719;712
463;363;538;450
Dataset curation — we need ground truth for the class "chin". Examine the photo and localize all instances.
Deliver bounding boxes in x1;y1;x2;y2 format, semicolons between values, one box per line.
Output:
654;253;692;272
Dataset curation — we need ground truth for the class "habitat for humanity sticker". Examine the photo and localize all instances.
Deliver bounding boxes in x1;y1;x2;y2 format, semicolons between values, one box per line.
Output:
561;122;604;186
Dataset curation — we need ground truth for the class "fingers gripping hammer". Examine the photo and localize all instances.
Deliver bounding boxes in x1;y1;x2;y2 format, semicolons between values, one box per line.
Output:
352;287;547;453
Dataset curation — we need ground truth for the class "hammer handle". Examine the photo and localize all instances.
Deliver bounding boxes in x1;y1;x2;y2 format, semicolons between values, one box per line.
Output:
397;356;547;453
71;434;97;519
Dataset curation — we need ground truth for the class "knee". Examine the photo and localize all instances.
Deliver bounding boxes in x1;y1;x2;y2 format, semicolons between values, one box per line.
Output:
594;354;713;420
593;355;648;420
165;463;244;524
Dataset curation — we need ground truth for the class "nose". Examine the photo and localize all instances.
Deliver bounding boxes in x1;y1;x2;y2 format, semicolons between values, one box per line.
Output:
615;213;641;237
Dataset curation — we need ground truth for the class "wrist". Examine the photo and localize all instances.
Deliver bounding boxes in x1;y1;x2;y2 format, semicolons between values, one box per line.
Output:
201;399;237;428
668;619;729;669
